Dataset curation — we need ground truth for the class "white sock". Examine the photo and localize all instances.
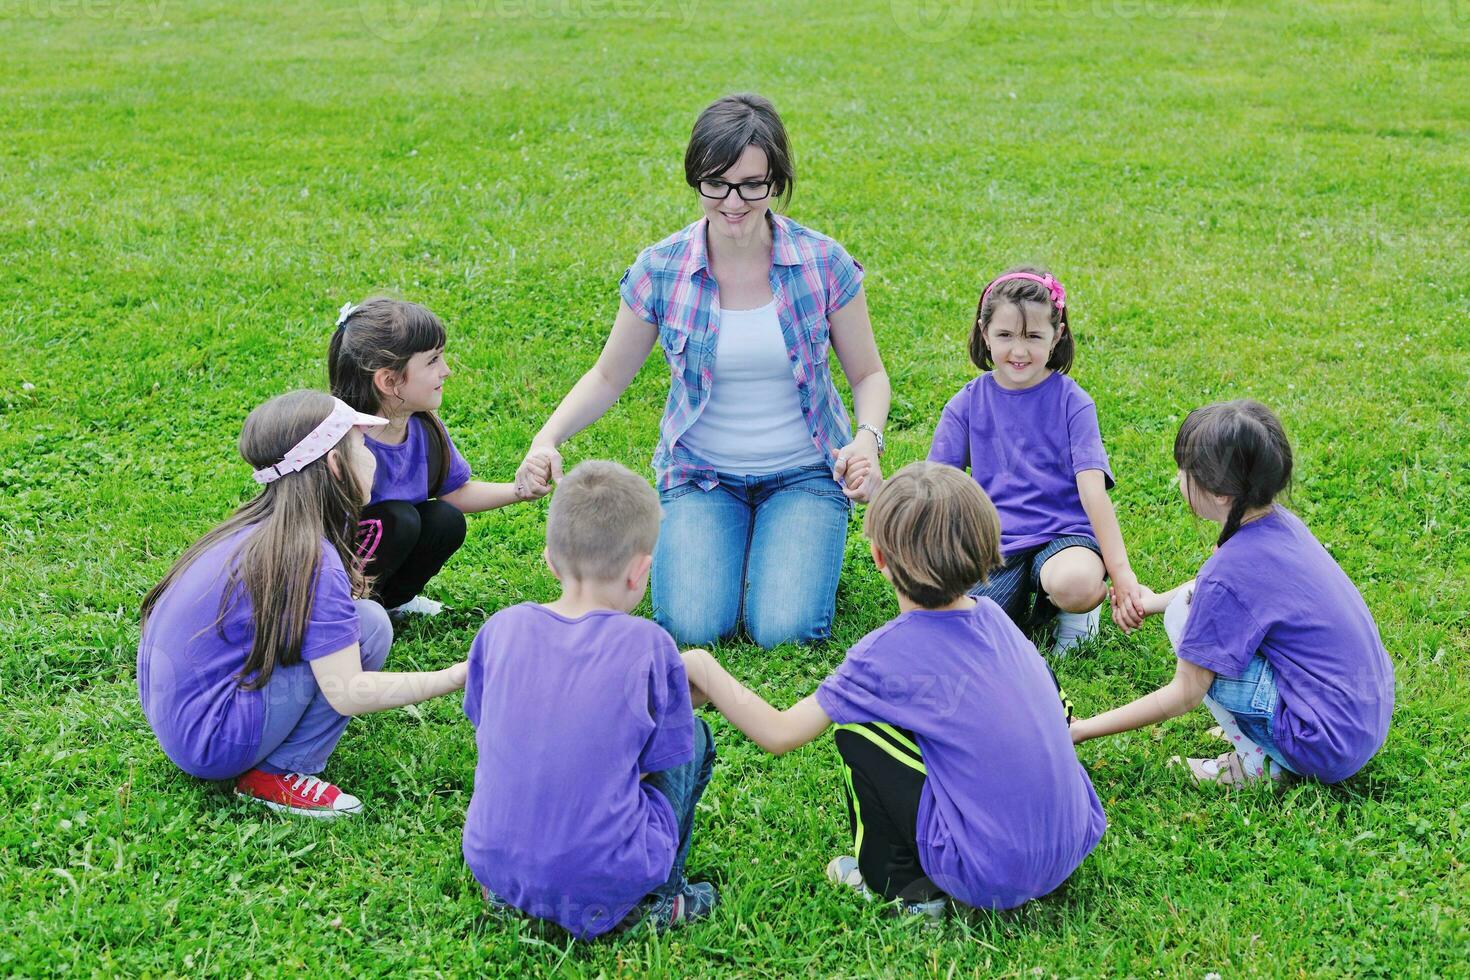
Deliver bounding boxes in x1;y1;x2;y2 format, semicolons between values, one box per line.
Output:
1202;695;1268;777
1053;605;1101;656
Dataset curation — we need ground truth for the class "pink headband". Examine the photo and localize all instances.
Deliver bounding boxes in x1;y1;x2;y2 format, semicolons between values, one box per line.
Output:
252;397;388;485
980;272;1067;313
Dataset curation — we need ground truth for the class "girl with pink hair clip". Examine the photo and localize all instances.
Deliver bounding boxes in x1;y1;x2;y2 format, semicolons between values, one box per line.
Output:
928;266;1143;656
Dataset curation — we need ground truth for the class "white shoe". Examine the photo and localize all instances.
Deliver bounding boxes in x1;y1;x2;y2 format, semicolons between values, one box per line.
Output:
389;595;444;618
825;855;873;900
1052;605;1100;657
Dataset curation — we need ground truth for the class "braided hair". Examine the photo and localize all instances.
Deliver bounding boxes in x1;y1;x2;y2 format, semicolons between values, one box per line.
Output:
1173;400;1293;547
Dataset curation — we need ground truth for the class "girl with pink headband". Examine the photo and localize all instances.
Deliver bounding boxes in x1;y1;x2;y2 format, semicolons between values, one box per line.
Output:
137;390;468;818
928;266;1144;655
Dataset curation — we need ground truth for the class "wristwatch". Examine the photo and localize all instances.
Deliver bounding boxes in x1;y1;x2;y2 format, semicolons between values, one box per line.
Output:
856;423;885;456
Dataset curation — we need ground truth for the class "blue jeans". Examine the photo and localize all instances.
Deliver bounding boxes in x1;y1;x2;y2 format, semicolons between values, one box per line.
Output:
1164;585;1299;775
652;463;850;649
645;717;717;898
253;599;393;775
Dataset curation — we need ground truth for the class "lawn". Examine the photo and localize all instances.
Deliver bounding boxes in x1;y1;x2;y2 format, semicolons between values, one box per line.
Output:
2;0;1467;975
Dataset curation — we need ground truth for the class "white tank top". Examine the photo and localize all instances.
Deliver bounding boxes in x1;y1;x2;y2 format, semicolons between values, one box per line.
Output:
679;301;825;475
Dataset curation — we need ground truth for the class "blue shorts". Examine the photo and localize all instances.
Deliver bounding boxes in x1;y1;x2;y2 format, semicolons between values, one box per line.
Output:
1208;653;1300;775
970;535;1102;631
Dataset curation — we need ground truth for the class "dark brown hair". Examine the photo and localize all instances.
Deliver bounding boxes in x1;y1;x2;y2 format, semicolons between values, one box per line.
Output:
546;460;662;582
684;93;794;206
969;265;1075;373
328;297;451;492
864;461;1003;608
140;390;370;690
1173;399;1293;547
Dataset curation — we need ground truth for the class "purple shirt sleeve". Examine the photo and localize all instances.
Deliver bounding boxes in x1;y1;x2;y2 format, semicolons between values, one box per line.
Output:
299;546;360;661
824;241;865;313
813;630;891;725
637;635;695;774
1065;399;1114;489
1175;578;1268;678
928;386;972;470
463;621;490;728
440;425;472;498
618;248;659;325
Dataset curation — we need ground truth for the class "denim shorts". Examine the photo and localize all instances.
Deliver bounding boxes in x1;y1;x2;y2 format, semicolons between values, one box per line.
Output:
1208;653;1299;775
969;535;1102;630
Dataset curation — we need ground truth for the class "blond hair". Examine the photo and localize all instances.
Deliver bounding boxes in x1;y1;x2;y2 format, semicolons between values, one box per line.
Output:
546;461;662;582
863;462;1002;608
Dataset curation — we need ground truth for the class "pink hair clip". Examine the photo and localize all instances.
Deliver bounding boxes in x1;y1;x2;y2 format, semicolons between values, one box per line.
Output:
981;272;1067;312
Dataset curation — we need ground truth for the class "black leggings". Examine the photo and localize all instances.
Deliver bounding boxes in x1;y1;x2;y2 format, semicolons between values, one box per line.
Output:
832;723;944;903
359;499;467;609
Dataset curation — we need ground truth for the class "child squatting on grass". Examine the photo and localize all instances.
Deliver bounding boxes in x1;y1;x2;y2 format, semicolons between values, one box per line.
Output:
1070;400;1395;785
928;267;1143;655
137;390;468;818
329;298;537;619
461;460;718;940
682;461;1106;921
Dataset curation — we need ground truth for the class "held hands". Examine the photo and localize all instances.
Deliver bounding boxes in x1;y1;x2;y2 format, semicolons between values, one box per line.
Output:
514;444;563;500
1107;567;1147;634
680;648;714;708
832;431;883;502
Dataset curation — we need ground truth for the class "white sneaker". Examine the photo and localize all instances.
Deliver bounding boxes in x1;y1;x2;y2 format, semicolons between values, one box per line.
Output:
1052;605;1100;657
825;855;874;901
389;595;444;618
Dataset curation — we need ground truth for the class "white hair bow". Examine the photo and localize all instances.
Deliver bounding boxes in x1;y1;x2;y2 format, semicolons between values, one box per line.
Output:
336;302;357;328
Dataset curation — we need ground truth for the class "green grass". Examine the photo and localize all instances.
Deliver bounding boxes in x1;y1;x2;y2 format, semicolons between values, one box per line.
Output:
3;0;1468;974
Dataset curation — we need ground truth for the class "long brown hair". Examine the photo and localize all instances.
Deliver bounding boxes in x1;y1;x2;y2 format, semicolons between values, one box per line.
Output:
139;390;369;690
327;297;451;493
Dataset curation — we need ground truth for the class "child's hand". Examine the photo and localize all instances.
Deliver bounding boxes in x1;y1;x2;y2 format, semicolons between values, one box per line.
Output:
681;649;713;708
1108;568;1146;633
514;445;562;499
833;437;882;502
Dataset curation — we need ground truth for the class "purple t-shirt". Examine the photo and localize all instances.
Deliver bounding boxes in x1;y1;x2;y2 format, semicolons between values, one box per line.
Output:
136;528;361;780
815;599;1105;909
364;415;472;505
1174;508;1394;782
462;604;694;939
929;372;1113;556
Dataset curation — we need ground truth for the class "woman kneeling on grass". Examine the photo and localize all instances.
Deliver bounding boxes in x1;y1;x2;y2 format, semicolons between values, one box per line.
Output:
137;390;467;817
681;462;1104;921
516;92;890;650
1070;400;1394;785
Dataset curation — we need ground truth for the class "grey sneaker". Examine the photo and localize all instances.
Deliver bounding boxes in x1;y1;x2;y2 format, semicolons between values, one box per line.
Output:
825;855;874;901
898;897;948;926
636;880;719;932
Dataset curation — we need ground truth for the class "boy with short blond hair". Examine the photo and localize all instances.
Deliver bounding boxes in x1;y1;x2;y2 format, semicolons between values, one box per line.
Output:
683;461;1104;919
462;460;717;939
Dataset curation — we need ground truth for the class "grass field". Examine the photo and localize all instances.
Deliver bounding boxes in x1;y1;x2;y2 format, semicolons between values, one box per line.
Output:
3;0;1468;975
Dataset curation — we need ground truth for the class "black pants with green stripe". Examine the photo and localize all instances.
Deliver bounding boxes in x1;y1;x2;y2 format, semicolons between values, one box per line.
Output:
832;670;1073;904
833;722;945;903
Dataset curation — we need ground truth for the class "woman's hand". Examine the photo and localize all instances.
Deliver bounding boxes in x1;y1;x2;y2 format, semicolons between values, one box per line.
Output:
514;444;563;500
833;432;883;502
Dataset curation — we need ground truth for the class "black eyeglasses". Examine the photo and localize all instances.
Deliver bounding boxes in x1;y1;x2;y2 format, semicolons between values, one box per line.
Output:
697;178;773;202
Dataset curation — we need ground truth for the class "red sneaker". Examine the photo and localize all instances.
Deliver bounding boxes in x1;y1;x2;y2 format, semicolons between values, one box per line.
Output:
234;769;364;819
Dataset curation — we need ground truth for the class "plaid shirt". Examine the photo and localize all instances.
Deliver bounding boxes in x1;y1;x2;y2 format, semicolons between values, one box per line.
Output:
619;213;866;491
